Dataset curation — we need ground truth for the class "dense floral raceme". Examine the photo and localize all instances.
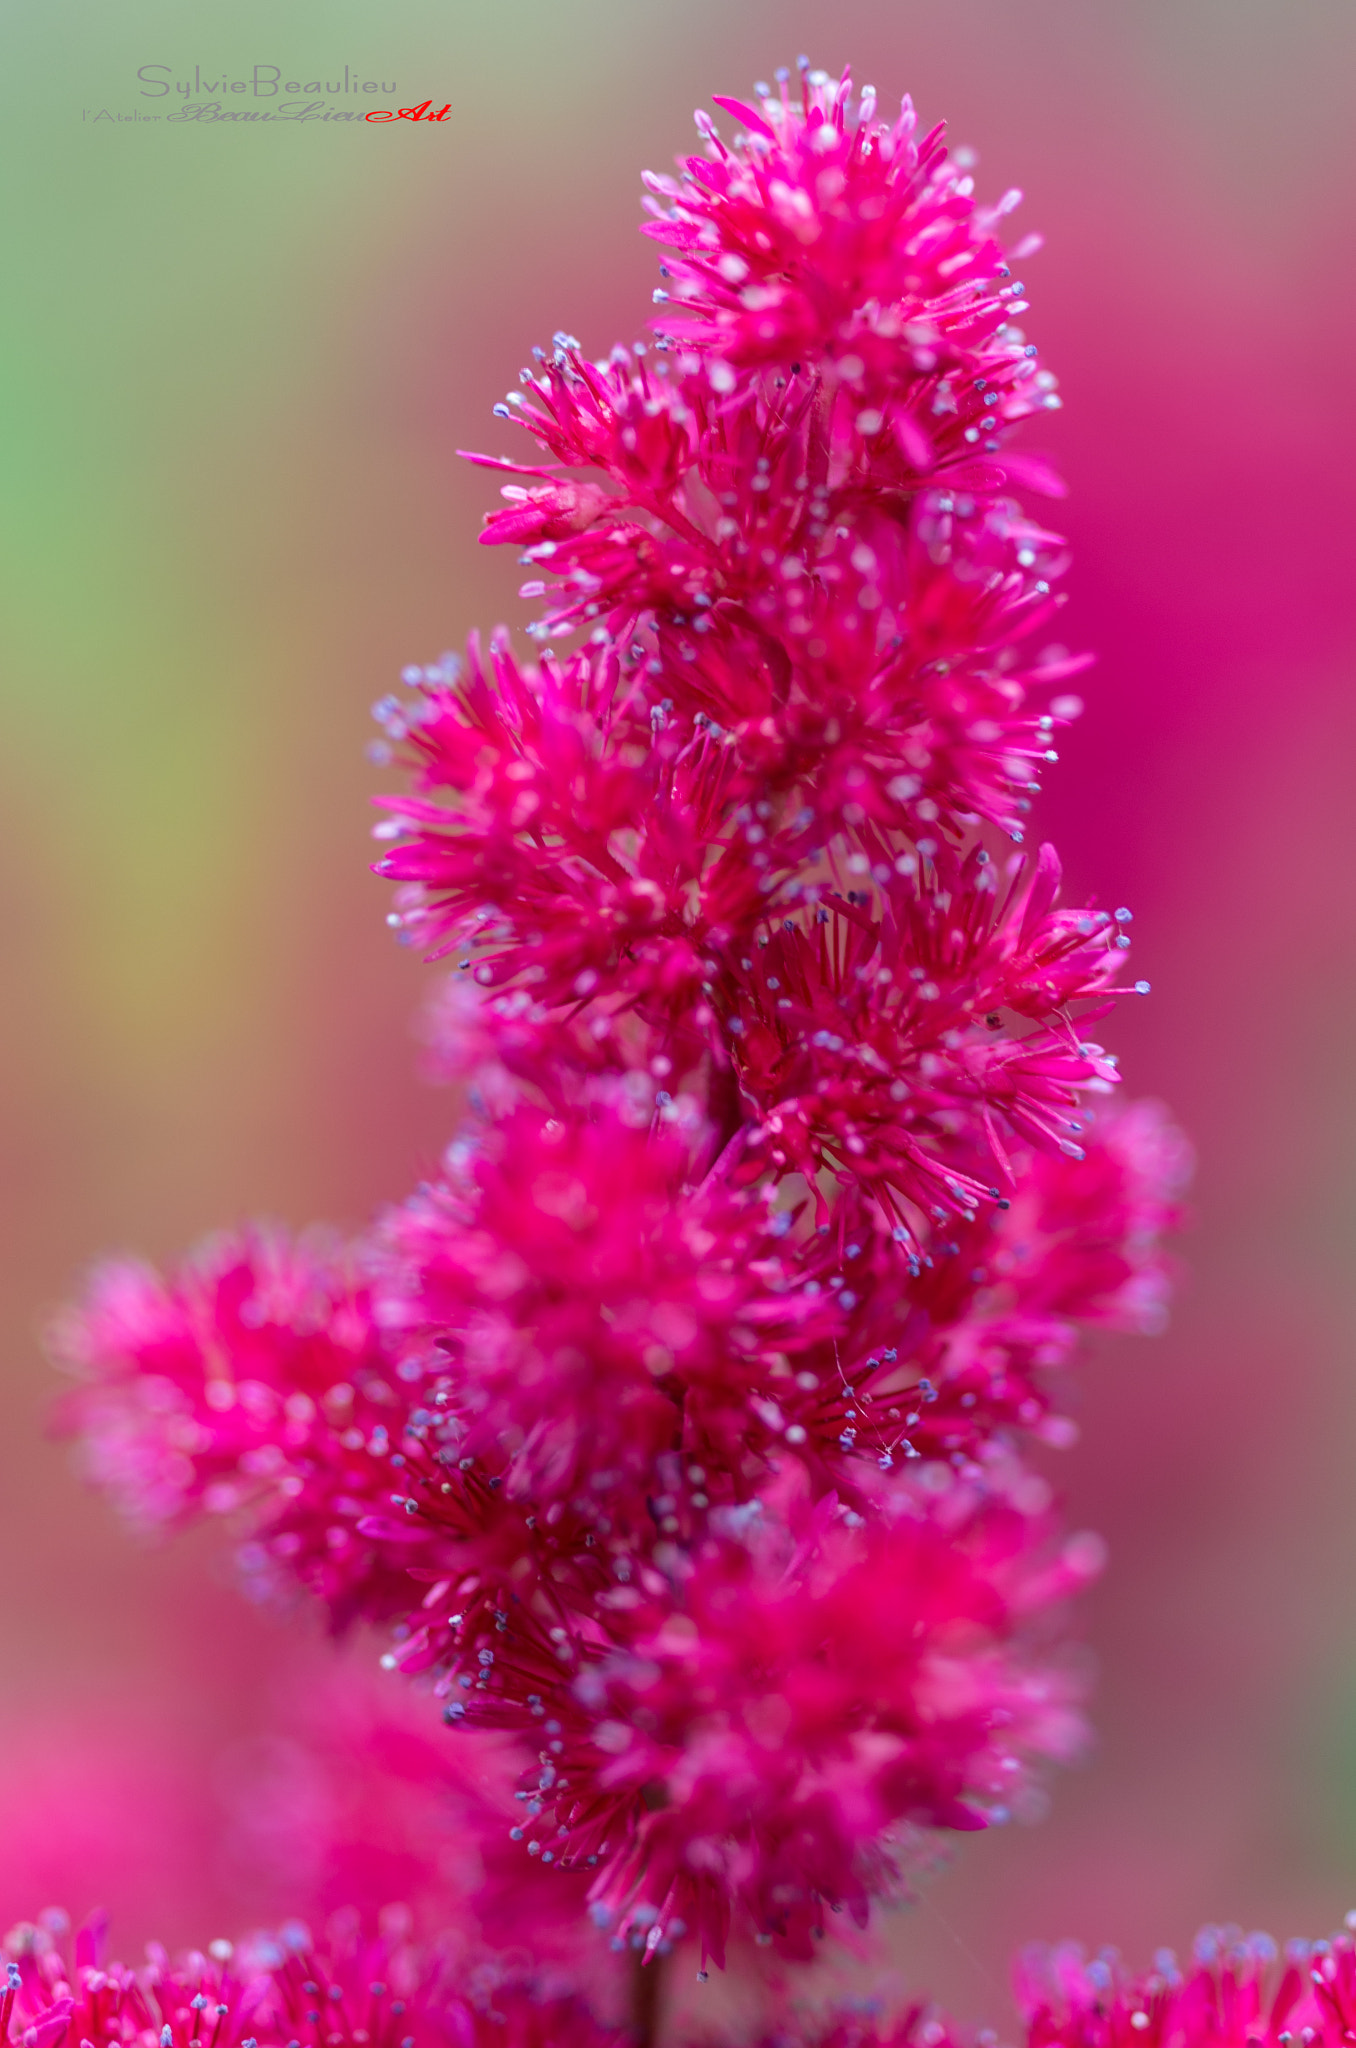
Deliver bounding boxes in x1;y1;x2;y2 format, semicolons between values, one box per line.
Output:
57;59;1187;1979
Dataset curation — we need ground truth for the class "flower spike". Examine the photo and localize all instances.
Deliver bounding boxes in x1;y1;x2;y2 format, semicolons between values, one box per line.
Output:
57;62;1186;1982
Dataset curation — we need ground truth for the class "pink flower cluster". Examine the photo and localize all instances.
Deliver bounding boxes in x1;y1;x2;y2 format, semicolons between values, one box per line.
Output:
57;53;1188;2012
56;1086;1179;1960
0;1908;619;2048
13;1911;1356;2048
1015;1921;1356;2048
729;1919;1356;2048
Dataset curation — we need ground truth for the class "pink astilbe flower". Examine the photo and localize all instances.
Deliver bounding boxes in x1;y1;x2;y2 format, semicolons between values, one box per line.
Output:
1014;1922;1356;2048
376;1103;841;1499
0;1908;621;2048
53;1234;418;1626
59;59;1187;1982
53;1101;1128;1963
56;1088;1173;1630
504;1464;1096;1967
444;68;1080;866
727;1918;1356;2048
380;683;1138;1241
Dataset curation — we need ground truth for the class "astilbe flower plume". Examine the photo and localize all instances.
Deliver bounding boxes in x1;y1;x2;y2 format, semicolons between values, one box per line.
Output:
57;58;1187;1986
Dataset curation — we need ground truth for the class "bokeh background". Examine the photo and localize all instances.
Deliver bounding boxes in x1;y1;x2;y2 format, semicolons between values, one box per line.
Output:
2;0;1355;2023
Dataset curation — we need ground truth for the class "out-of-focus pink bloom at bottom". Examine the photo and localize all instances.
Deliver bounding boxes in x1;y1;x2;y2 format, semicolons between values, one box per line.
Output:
17;1907;1356;2048
0;1659;617;2003
723;1918;1356;2048
0;1906;624;2048
212;1662;613;1992
1015;1921;1356;2048
205;1662;614;1998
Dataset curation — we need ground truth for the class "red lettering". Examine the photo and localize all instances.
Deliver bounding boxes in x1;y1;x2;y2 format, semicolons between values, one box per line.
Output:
365;99;450;126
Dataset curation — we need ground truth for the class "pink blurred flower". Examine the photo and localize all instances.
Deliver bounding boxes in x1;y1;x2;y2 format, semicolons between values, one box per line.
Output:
726;1918;1356;2048
0;1907;621;2048
1014;1921;1356;2048
52;1233;422;1629
208;1662;611;1981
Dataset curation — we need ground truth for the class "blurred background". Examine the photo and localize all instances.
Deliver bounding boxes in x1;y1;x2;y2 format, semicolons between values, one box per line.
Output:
2;0;1355;2023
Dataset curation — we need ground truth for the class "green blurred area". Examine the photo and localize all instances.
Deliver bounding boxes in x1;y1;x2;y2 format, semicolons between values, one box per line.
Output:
2;0;1352;1233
